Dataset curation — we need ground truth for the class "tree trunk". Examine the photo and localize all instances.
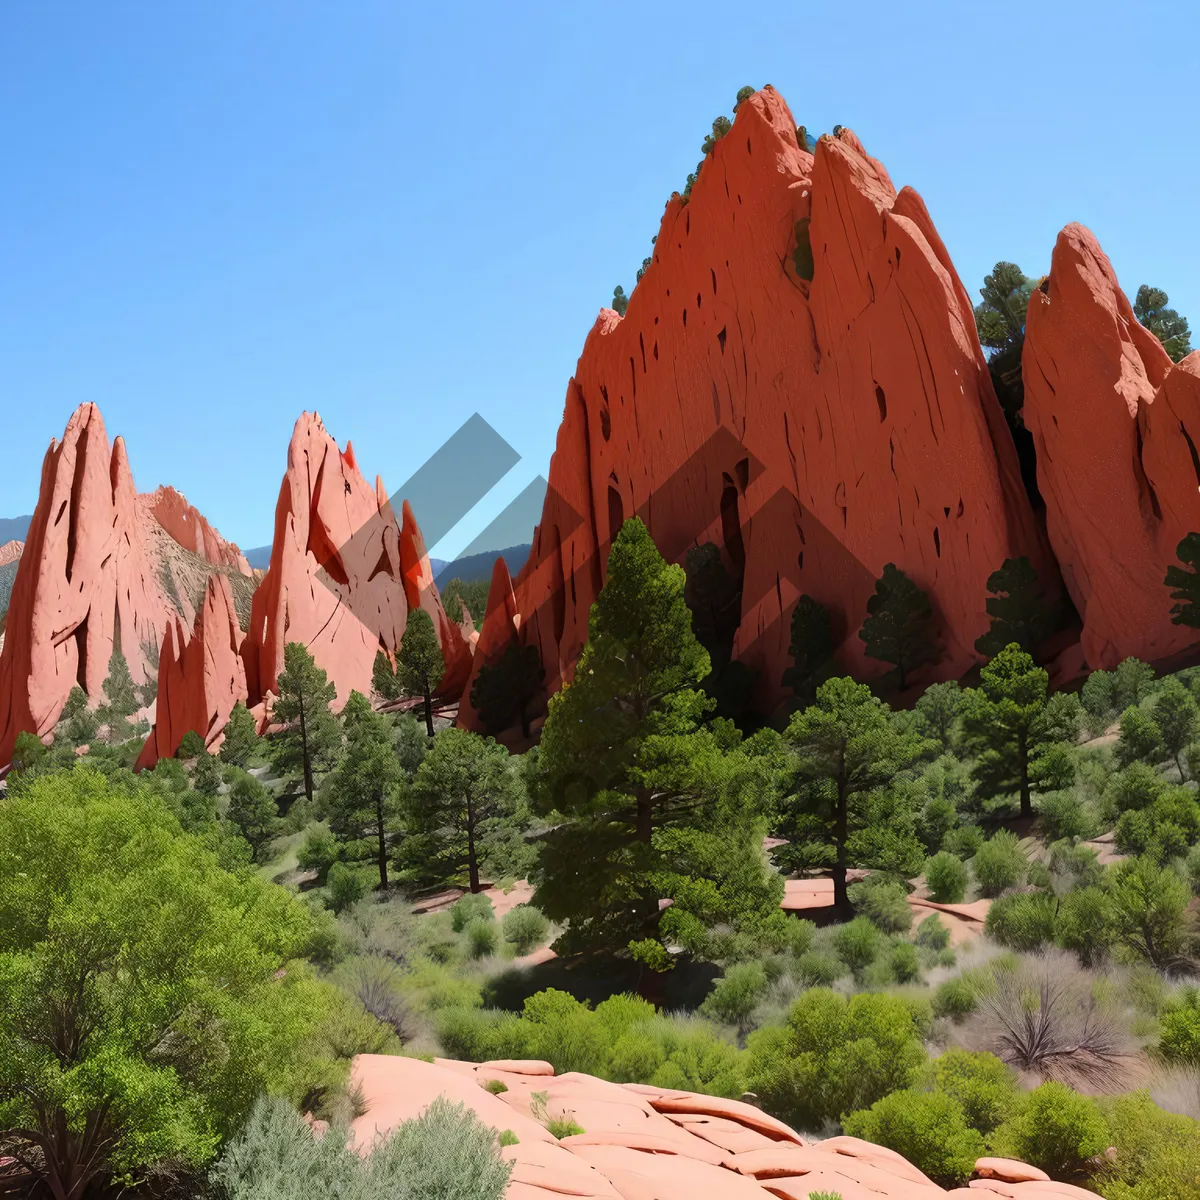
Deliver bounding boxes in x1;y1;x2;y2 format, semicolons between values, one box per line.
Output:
635;788;653;844
1176;753;1186;782
375;792;389;891
833;772;850;911
423;690;435;738
298;698;314;804
1018;730;1032;817
466;796;481;893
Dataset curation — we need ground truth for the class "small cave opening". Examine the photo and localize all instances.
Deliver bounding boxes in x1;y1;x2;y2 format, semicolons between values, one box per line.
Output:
600;407;611;441
874;383;887;423
717;326;727;354
720;484;747;582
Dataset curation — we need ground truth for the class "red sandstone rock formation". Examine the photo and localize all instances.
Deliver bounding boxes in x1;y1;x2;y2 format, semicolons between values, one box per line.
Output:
147;485;251;573
458;555;520;732
135;574;247;769
1023;224;1200;668
0;541;22;567
514;88;1054;707
242;414;471;711
0;404;252;766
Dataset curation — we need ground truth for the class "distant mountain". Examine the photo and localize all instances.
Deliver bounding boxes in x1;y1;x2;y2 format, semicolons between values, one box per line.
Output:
244;544;272;570
0;516;31;544
434;543;531;588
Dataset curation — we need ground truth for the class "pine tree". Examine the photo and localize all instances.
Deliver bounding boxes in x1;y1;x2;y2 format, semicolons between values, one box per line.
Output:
975;556;1052;659
98;649;139;743
272;642;339;804
324;691;403;890
683;543;754;722
974;262;1036;418
1165;534;1200;628
962;643;1061;818
403;728;523;893
1135;285;1192;363
219;701;261;768
396;609;445;737
372;650;402;701
1153;678;1198;779
177;730;206;759
612;286;628;316
193;750;224;798
858;564;937;690
56;685;98;746
782;677;925;910
783;594;835;706
469;642;545;737
226;770;281;862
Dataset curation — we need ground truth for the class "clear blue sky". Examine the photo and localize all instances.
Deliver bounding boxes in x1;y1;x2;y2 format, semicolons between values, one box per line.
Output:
2;1;1197;559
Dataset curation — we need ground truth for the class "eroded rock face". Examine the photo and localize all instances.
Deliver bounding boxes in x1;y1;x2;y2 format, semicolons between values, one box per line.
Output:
242;414;469;711
147;485;251;573
457;555;520;732
0;541;22;567
135;574;247;769
1023;224;1200;668
514;88;1054;707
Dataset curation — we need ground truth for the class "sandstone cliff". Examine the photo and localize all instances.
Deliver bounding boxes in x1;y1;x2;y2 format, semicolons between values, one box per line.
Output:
513;88;1055;708
1023;224;1200;668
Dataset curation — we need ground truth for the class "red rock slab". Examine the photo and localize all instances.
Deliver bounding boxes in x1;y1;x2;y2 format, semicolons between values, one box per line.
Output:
560;1130;728;1166
727;1145;941;1192
665;1114;782;1155
1023;225;1200;668
568;1144;768;1200
973;1159;1049;1183
480;1059;556;1077
349;1055;553;1151
761;1173;895;1200
639;1091;805;1146
817;1137;941;1186
504;1140;623;1199
964;1182;1096;1198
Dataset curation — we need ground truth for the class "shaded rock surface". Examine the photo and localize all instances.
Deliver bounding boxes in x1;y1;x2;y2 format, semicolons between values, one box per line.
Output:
349;1054;1094;1198
458;555;521;732
1023;224;1200;668
513;88;1055;709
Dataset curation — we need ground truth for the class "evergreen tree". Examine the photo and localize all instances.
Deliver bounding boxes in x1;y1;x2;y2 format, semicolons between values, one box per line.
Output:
225;770;281;862
532;517;722;955
440;577;490;625
782;677;926;909
1154;677;1199;778
272;642;339;804
177;730;206;759
683;543;754;723
1165;533;1200;628
396;608;445;737
56;684;97;746
783;594;835;707
372;650;402;701
324;691;403;890
915;681;965;752
611;286;628;316
1134;284;1192;362
1115;705;1164;770
98;648;139;743
403;728;524;893
859;564;937;690
193;750;224;798
974;262;1036;417
470;641;545;737
962;643;1061;818
219;700;261;768
975;556;1052;659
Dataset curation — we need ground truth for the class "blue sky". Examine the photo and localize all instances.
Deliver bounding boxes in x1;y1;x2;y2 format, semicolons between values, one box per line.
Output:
2;1;1197;559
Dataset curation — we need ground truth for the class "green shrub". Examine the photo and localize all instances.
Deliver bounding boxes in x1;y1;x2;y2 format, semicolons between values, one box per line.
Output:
482;1078;508;1094
942;824;985;860
1188;843;1200;894
465;919;499;960
793;949;846;986
1055;886;1114;966
843;1089;984;1186
502;904;550;955
833;916;886;973
923;1049;1019;1134
849;879;913;934
1158;988;1200;1065
700;961;769;1028
888;942;920;983
985;891;1057;951
451;893;495;931
1108;762;1166;814
215;1093;513;1199
925;852;968;903
992;1081;1109;1177
435;1007;527;1062
177;729;207;758
298;826;340;884
498;1130;519;1147
933;977;980;1021
546;1117;585;1138
1037;790;1097;841
971;831;1027;897
914;914;951;950
1100;1090;1200;1199
1115;705;1164;768
327;862;372;914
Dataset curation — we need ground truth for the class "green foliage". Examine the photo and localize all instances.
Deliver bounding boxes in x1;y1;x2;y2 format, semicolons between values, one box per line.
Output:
1158;987;1200;1065
1082;658;1157;731
372;649;402;701
220;700;261;767
611;285;628;316
403;728;529;894
933;976;980;1021
98;648;140;742
683;544;756;723
1055;886;1115;966
992;1081;1109;1178
298;826;340;884
745;988;928;1130
858;563;937;689
975;556;1052;658
1153;677;1198;774
440;577;490;627
1135;283;1192;362
783;594;834;705
470;642;546;737
396;609;446;736
700;961;769;1029
848;877;913;934
914;914;950;950
226;769;282;862
915;682;964;752
971;830;1028;897
843;1089;984;1186
466;918;499;959
1098;1089;1200;1200
924;1049;1020;1134
56;684;98;746
974;262;1035;418
451;892;496;932
272;642;340;804
193;750;224;798
0;768;339;1195
502;904;550;955
1166;533;1200;630
1115;704;1164;768
1037;789;1097;841
1107;857;1190;970
985;891;1057;951
325;691;404;890
214;1093;513;1200
942;823;985;860
781;676;925;908
925;851;968;903
178;729;207;758
326;861;372;914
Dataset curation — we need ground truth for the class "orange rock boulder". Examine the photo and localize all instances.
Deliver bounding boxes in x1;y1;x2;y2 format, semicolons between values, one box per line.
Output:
1023;224;1200;668
515;88;1053;707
